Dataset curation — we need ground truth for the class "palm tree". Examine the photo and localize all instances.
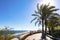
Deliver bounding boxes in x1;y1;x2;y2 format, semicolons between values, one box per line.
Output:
47;14;60;35
31;3;59;40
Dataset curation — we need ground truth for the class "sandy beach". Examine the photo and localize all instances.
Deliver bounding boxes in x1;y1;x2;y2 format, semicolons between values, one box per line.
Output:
11;32;30;40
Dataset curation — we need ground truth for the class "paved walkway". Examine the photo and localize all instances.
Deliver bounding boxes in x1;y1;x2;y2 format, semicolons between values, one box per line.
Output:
25;33;52;40
11;38;19;40
11;33;52;40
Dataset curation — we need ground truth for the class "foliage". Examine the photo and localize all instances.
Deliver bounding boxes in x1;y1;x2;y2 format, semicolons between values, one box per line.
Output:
31;3;59;39
52;30;60;38
0;27;15;40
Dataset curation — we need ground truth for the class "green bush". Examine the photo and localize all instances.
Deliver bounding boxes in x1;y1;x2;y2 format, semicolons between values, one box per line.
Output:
52;30;60;38
0;27;15;40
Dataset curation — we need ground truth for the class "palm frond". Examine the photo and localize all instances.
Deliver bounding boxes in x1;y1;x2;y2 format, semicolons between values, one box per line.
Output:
38;21;41;27
37;3;40;11
50;13;60;18
52;13;60;16
49;16;58;19
37;4;42;15
35;20;38;26
49;13;58;17
32;14;39;16
42;4;49;11
31;17;37;23
50;9;59;12
35;10;38;14
48;6;55;10
40;4;43;11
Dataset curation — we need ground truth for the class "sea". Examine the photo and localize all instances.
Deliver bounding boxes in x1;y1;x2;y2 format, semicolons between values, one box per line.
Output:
11;30;28;34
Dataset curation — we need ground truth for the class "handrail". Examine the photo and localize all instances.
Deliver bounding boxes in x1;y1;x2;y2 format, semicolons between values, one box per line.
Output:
47;34;58;40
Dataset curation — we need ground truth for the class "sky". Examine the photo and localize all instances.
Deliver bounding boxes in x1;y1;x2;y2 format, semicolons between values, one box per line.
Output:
0;0;60;30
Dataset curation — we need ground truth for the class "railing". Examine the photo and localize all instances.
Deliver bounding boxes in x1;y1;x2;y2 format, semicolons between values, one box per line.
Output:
47;34;59;40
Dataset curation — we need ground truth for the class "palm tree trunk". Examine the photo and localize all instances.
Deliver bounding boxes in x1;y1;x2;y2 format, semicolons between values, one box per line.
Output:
41;20;45;40
51;26;54;36
49;27;51;35
45;19;47;40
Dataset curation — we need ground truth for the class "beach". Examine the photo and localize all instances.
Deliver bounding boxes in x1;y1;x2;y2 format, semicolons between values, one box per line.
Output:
11;32;30;40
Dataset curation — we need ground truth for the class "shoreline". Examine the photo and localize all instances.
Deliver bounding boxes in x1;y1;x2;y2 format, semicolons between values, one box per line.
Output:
11;31;30;36
11;31;30;40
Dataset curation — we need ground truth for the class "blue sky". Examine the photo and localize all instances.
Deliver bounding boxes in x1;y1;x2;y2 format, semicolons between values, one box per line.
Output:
0;0;60;30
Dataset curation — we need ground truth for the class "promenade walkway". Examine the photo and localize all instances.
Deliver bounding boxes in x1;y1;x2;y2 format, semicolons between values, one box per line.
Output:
11;33;52;40
25;33;52;40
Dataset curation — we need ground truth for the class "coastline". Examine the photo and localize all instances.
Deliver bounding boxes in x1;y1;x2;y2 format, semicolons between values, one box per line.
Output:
11;31;30;40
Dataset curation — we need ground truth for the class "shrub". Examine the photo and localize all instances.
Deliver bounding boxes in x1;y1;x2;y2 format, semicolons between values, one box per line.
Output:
52;30;60;38
0;27;15;40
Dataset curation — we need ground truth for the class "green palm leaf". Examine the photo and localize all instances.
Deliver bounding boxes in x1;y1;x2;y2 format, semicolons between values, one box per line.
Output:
48;6;55;10
32;14;39;16
35;20;39;26
31;17;37;23
50;9;59;12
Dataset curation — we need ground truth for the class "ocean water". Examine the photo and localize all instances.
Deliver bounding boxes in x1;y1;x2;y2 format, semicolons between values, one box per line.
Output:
12;30;28;34
12;30;28;35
